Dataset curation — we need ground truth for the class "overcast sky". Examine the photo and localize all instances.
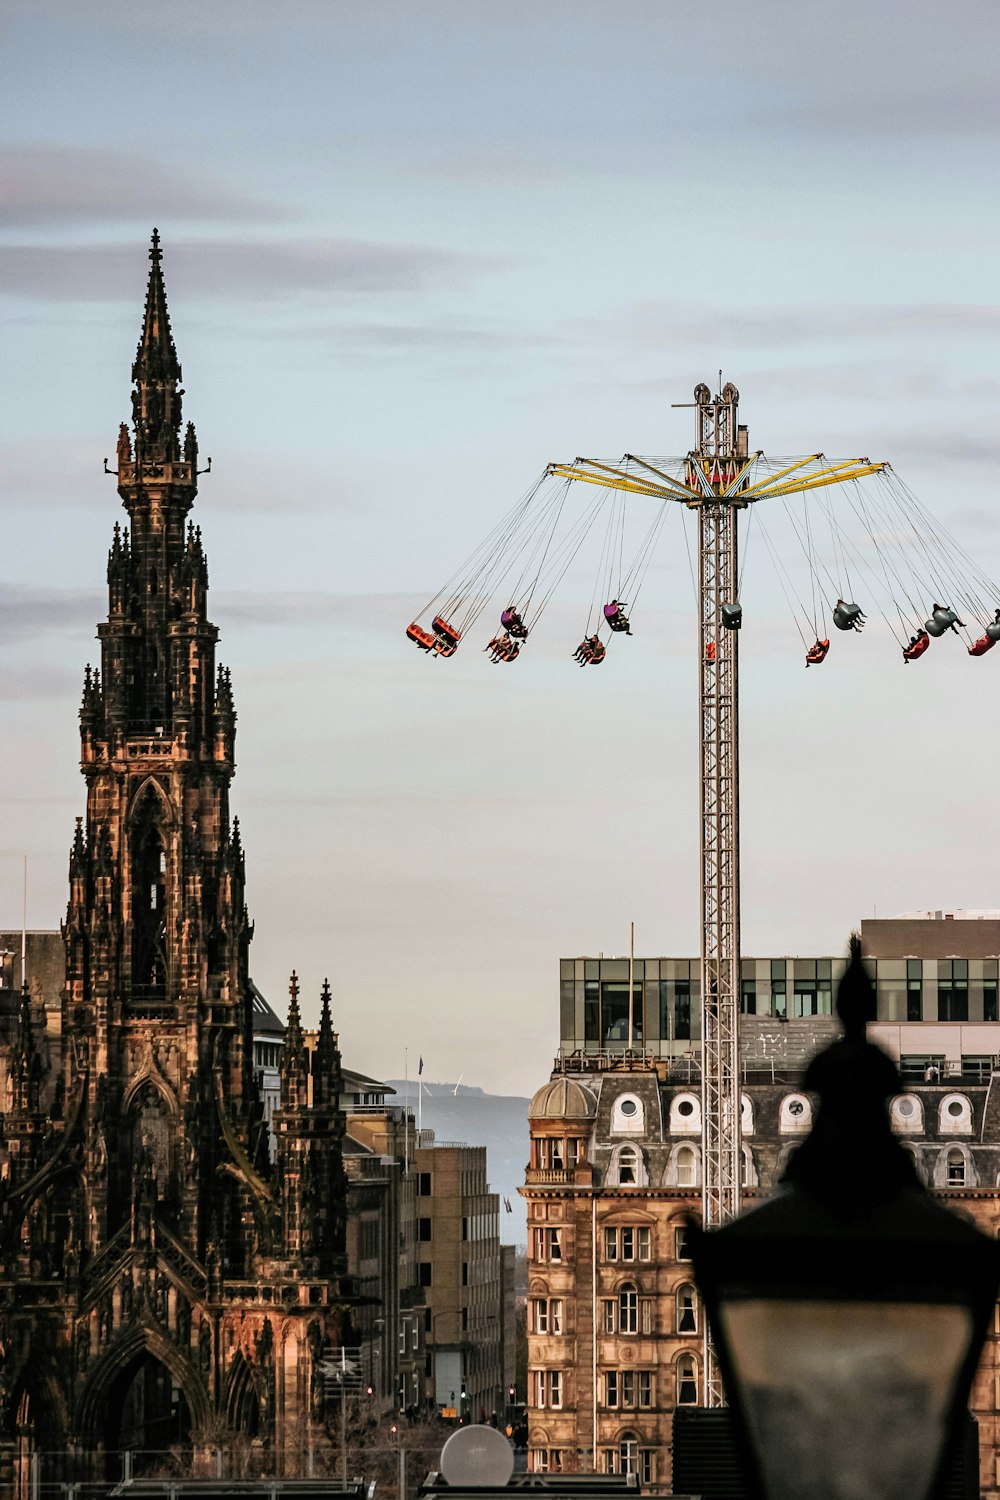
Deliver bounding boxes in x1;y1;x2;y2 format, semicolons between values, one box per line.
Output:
3;0;1000;1097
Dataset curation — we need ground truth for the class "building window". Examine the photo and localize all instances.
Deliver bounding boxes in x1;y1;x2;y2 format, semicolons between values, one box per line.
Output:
533;1227;562;1263
462;1262;468;1286
792;960;830;1017
536;1138;567;1171
740;977;756;1015
531;1370;562;1409
771;959;787;1018
619;1433;639;1476
601;1299;616;1334
938;960;969;1022
531;1298;563;1335
660;970;694;1041
532;1450;564;1474
677;1354;698;1405
985;962;998;1022
675;979;692;1039
418;1263;432;1287
675;1225;692;1262
417;1172;431;1196
676;1283;698;1333
461;1308;468;1332
604;1370;652;1409
618;1284;638;1335
946;1149;966;1187
617;1145;639;1185
640;1450;656;1484
780;1094;812;1134
939;1094;973;1135
676;1145;698;1187
906;959;922;1021
604;1225;651;1262
418;1217;431;1242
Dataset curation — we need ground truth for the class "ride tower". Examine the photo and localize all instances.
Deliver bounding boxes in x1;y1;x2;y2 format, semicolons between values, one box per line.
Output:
546;386;886;1403
685;383;745;1238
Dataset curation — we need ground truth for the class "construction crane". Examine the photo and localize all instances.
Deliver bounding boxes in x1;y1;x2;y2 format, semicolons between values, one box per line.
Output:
548;381;886;1403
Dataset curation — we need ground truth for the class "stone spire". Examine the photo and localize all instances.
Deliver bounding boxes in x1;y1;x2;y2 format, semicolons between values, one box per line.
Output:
280;971;310;1110
130;228;184;461
312;979;341;1110
9;984;43;1116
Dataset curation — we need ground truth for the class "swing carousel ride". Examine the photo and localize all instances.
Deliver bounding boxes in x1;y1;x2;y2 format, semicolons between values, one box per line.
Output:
404;380;1000;1404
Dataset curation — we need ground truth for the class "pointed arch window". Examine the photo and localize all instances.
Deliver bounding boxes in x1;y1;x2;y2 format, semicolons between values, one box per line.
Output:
132;822;168;998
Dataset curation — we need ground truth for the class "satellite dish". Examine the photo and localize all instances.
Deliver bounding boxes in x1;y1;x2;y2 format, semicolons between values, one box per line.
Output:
440;1424;514;1487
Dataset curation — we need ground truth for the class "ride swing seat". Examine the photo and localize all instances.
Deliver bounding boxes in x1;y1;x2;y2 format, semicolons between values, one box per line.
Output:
805;638;830;667
500;607;529;640
433;637;458;658
968;634;996;658
486;632;520;664
833;600;866;632
431;614;462;647
987;621;1000;642
903;632;931;663
573;634;601;666
704;640;717;665
588;640;607;665
406;623;436;653
603;601;631;634
925;606;962;638
721;602;743;631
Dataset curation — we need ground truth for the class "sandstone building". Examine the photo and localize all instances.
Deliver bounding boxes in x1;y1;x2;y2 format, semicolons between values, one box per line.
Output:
524;915;1000;1494
0;235;352;1491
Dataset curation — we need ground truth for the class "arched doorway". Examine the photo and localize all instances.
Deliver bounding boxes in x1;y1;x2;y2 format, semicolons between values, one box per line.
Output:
107;1351;192;1476
12;1382;66;1500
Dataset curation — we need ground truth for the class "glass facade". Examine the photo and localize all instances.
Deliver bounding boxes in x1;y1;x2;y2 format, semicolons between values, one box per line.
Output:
559;950;1000;1056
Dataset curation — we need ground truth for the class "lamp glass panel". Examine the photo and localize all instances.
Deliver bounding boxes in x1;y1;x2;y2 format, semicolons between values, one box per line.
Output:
718;1300;971;1500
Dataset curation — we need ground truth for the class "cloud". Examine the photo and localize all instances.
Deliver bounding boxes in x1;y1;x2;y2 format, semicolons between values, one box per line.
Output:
610;302;1000;357
0;586;101;643
0;664;81;702
276;321;556;353
0;147;285;230
0;237;501;304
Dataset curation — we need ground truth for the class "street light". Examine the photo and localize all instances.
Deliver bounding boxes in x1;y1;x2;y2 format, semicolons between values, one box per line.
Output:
691;937;1000;1500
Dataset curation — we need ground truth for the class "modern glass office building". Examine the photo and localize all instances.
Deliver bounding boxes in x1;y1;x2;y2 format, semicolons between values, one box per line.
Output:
559;913;1000;1077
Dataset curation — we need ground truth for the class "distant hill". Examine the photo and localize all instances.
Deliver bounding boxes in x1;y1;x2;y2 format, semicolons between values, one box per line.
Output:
387;1079;529;1247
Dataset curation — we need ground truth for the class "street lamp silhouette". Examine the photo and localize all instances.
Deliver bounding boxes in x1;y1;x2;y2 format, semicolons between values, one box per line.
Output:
691;937;1000;1500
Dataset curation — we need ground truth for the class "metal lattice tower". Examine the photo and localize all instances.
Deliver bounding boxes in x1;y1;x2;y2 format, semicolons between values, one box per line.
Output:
547;393;885;1408
684;382;748;1404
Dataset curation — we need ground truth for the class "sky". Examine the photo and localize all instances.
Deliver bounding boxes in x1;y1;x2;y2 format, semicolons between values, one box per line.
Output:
2;0;1000;1098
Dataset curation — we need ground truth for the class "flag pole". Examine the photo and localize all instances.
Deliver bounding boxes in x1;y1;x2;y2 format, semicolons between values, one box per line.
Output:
628;920;635;1048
